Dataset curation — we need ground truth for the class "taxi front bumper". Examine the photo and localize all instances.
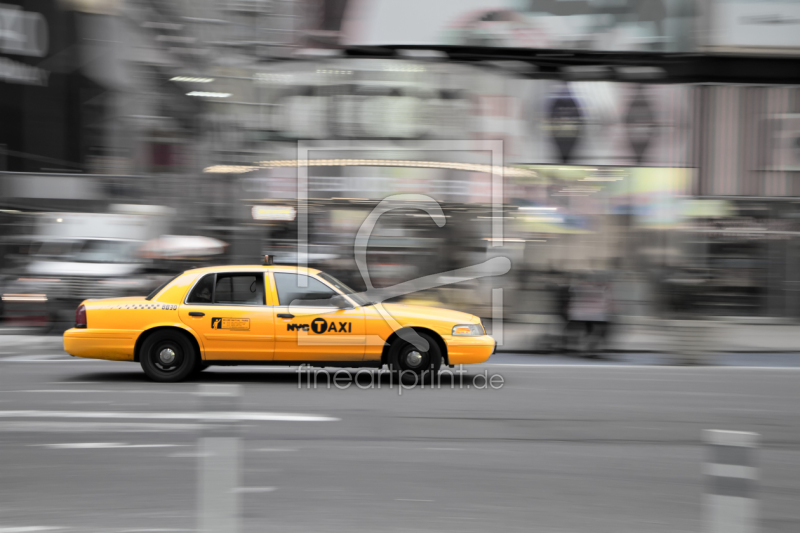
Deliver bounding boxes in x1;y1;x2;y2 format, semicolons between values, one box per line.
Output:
444;334;496;365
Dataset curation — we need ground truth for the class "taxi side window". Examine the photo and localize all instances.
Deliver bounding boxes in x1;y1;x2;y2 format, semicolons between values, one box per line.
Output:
274;273;337;307
186;273;266;305
214;273;265;305
186;274;214;304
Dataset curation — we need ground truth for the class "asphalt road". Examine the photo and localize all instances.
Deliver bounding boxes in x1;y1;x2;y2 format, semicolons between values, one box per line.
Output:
1;347;799;533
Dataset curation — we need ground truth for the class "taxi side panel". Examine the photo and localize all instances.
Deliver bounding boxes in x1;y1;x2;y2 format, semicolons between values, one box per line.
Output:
64;321;206;362
63;273;205;362
362;306;456;363
362;305;494;365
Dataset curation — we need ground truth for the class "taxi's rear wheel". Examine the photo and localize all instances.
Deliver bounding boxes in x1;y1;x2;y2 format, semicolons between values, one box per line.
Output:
389;332;442;384
140;331;197;383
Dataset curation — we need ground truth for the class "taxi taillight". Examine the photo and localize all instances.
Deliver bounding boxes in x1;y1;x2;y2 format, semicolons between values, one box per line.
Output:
75;304;87;328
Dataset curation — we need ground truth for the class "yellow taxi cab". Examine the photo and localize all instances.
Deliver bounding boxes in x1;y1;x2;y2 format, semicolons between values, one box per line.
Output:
63;261;496;382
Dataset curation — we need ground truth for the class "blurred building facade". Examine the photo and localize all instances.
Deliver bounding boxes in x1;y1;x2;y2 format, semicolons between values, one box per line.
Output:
5;0;800;325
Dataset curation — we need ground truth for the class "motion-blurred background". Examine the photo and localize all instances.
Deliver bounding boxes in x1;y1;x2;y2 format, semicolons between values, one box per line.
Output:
1;0;799;345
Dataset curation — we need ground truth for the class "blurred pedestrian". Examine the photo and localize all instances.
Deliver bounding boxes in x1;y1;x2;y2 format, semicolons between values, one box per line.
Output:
566;273;612;357
534;269;571;354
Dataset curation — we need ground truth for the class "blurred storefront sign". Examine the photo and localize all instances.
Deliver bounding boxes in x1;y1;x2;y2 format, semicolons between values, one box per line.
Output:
254;61;471;141
512;165;693;228
242;167;478;203
0;56;48;86
681;199;734;219
251;205;296;221
247;61;689;168
0;3;49;86
272;87;470;140
768;113;800;171
710;0;800;50
139;235;228;259
1;173;102;201
525;81;690;167
338;0;701;52
0;5;48;57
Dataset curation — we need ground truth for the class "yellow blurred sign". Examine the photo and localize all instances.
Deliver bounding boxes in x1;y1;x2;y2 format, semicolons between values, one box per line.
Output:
251;205;296;221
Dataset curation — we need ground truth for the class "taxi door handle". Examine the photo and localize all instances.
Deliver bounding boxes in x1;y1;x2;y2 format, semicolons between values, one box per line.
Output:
189;312;205;317
277;313;294;319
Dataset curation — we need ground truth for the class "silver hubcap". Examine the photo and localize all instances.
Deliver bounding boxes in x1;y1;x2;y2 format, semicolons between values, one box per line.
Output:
406;350;423;368
159;348;176;365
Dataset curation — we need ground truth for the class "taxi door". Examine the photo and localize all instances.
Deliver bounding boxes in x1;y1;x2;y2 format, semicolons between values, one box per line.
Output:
270;272;365;361
179;272;275;361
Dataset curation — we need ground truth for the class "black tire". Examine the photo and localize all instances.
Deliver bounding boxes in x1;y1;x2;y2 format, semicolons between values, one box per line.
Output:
140;330;198;383
191;362;210;377
389;331;443;385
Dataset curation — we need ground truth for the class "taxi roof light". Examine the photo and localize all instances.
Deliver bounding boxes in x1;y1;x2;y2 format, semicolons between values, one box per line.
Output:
263;255;273;266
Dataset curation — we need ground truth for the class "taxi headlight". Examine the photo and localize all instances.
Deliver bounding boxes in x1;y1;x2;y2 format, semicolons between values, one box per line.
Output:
452;324;484;336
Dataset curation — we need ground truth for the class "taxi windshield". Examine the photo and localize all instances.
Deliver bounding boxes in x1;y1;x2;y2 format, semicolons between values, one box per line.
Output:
318;272;370;307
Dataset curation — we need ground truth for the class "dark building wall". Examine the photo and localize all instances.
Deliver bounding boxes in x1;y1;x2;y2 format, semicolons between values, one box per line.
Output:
0;1;99;173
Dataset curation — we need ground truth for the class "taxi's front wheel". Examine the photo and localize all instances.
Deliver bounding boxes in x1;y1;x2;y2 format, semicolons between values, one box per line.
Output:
140;331;198;383
389;332;442;384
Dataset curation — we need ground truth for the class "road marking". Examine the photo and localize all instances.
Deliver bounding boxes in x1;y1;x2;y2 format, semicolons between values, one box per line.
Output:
0;354;87;362
485;363;800;370
32;443;188;449
395;499;434;502
253;448;297;452
5;390;188;395
0;526;68;533
115;530;191;532
0;422;205;432
8;390;116;393
705;464;757;479
46;382;100;384
0;410;339;422
232;487;276;493
0;354;66;360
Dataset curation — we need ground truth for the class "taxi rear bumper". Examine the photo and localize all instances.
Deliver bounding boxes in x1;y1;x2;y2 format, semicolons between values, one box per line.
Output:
63;327;135;361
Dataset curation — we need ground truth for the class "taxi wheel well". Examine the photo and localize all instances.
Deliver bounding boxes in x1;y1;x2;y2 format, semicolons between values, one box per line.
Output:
381;327;448;367
134;327;201;363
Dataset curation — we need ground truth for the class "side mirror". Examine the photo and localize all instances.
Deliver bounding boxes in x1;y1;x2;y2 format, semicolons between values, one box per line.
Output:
330;295;351;309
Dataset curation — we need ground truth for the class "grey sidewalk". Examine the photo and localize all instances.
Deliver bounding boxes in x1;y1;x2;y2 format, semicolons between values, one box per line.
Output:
497;319;800;353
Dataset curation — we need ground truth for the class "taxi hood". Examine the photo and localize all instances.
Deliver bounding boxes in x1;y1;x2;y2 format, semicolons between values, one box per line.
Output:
376;302;480;326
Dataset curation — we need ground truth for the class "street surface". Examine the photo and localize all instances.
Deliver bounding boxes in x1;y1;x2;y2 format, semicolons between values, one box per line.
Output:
1;342;799;533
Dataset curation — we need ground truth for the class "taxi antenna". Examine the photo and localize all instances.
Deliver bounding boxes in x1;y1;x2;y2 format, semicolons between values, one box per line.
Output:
263;254;273;265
